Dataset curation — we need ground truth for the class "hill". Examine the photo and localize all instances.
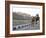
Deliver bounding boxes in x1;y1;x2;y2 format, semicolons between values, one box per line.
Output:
13;12;32;20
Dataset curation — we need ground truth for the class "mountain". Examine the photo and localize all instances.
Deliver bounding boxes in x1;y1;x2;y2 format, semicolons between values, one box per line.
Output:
13;12;32;20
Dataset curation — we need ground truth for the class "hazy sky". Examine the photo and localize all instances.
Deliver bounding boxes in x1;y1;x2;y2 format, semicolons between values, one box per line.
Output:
12;4;41;16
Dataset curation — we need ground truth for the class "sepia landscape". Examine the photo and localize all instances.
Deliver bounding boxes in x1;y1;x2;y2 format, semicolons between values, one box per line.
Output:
13;12;40;31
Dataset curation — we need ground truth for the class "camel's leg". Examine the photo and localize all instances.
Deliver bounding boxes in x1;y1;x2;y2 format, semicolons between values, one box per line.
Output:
31;22;34;27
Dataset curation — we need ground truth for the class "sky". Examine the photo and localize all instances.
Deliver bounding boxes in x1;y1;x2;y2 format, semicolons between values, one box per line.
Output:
12;4;41;16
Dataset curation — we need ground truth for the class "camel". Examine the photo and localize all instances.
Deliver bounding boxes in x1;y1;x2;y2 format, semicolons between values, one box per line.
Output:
31;16;39;27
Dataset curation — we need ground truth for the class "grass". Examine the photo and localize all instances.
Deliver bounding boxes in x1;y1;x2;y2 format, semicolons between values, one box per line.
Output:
13;20;31;26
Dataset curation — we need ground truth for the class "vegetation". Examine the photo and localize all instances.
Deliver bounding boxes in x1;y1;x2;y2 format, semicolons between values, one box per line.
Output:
13;12;32;20
13;20;31;26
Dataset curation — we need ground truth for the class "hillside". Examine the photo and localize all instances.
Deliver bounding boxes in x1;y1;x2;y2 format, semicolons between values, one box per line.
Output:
13;12;32;20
